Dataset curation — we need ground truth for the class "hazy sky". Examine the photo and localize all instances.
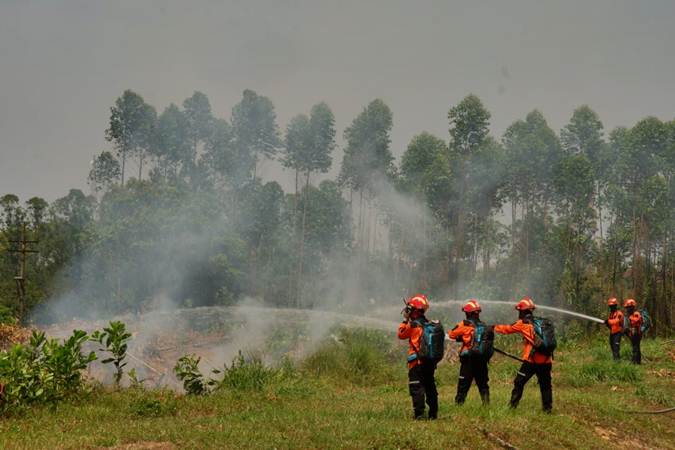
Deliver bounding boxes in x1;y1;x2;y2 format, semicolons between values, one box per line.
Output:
1;0;674;201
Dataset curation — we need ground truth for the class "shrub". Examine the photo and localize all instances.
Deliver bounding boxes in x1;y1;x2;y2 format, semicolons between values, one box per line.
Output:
0;329;96;412
174;354;210;395
0;305;16;325
91;321;132;386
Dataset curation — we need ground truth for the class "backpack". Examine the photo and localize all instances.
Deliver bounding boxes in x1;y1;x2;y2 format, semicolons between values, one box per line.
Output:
461;320;494;361
639;309;652;334
531;317;557;356
414;319;445;363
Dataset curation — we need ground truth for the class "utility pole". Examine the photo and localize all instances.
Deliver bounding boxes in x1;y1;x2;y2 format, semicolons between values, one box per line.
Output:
8;223;38;322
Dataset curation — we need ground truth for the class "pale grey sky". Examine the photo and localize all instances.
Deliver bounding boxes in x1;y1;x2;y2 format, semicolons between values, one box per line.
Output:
1;0;674;200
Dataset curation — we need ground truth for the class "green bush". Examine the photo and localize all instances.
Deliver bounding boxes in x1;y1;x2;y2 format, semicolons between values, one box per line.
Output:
0;304;16;325
0;330;96;412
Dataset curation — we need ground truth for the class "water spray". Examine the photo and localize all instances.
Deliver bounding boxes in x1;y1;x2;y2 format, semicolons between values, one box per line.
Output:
436;300;604;324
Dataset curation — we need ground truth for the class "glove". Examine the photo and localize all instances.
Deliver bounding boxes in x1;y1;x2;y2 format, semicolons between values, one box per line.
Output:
604;319;609;327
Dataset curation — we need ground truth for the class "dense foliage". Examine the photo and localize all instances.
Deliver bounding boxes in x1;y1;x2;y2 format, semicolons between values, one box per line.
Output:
0;90;672;332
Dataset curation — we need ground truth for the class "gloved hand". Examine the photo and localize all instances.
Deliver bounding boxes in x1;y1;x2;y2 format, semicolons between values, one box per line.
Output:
604;319;609;327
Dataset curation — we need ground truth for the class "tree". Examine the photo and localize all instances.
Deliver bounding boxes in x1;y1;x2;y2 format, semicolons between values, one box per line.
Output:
502;110;562;288
561;105;606;236
339;99;393;254
88;151;121;194
183;91;214;172
447;95;491;293
153;104;191;178
231;89;281;179
105;90;157;184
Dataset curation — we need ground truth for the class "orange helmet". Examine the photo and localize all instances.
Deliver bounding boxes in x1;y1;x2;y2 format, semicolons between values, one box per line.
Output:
607;298;618;306
623;298;637;308
515;296;536;311
407;294;429;312
462;299;481;313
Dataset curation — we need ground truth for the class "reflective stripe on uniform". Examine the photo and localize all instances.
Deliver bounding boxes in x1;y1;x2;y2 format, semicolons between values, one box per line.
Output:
409;380;421;385
517;371;526;376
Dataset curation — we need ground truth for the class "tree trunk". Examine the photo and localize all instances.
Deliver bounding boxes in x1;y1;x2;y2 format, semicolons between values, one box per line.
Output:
297;171;311;308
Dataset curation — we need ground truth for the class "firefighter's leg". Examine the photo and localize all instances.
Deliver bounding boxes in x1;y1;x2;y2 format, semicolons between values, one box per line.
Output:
631;335;642;364
610;333;621;361
408;365;425;419
536;363;553;412
510;362;535;408
474;359;490;405
455;357;473;405
422;364;438;419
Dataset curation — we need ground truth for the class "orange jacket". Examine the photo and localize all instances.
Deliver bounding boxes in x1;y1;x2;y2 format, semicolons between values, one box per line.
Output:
626;311;643;336
398;320;423;368
607;310;624;335
494;319;552;364
448;320;475;355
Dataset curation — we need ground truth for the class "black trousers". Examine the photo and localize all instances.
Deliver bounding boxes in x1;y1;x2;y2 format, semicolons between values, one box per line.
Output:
629;334;642;364
408;363;438;419
609;332;622;361
455;356;489;405
510;362;552;412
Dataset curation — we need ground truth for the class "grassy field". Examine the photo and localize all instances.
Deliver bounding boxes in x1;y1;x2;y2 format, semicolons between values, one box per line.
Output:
0;331;673;450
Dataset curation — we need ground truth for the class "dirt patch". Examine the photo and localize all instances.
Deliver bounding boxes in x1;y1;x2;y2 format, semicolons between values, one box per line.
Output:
102;441;176;450
0;323;31;350
593;426;649;449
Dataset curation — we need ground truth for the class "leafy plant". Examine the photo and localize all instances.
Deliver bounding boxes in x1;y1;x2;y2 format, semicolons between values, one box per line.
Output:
174;354;209;395
0;329;96;412
91;321;132;386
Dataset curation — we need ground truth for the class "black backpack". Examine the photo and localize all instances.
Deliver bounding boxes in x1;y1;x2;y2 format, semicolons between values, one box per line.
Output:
470;321;495;361
531;317;557;356
414;319;445;363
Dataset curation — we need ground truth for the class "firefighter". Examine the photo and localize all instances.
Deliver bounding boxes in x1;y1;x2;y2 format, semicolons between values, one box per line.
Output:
623;299;643;364
448;299;491;405
397;294;438;420
494;297;553;413
604;298;624;361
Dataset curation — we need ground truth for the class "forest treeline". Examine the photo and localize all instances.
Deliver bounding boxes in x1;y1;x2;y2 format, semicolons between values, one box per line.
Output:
0;90;672;333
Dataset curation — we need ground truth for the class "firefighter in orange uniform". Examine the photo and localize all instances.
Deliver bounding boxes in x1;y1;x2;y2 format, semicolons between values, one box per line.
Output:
397;294;438;419
494;297;553;413
623;299;643;364
604;298;624;361
448;299;491;405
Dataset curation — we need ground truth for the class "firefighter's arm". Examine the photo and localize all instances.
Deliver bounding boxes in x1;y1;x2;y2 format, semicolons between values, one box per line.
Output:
397;322;412;340
494;322;519;335
448;323;465;341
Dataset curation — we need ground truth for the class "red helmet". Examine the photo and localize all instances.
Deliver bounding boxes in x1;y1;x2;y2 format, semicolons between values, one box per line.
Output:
462;299;481;313
407;294;429;312
623;298;637;308
515;296;536;311
607;298;618;306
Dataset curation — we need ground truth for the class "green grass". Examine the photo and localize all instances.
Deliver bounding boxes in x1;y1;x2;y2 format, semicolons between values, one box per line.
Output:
0;334;673;449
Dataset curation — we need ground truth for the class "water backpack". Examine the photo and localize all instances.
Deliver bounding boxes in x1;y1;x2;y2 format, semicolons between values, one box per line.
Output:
460;320;494;361
412;319;445;363
640;309;652;334
531;317;557;356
